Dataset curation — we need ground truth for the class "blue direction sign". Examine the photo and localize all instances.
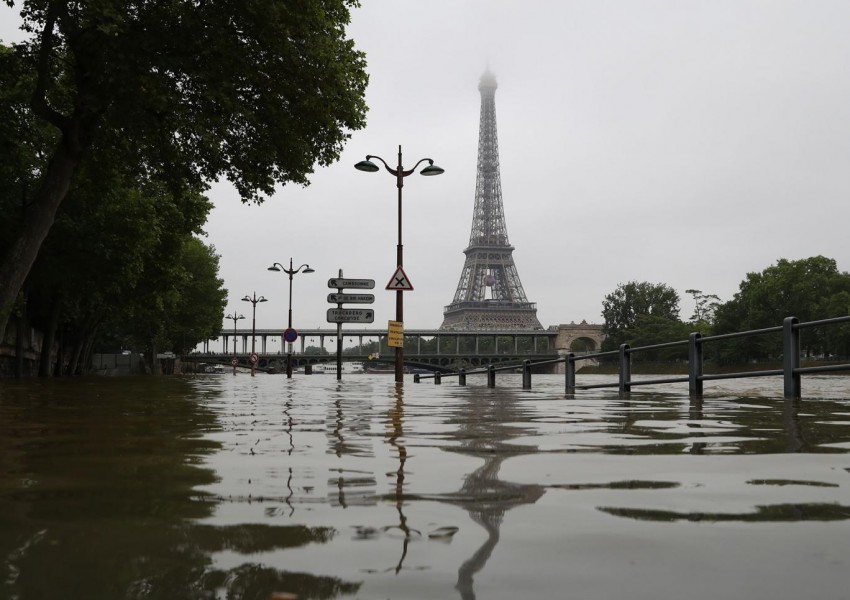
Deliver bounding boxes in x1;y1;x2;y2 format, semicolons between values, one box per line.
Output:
328;278;375;289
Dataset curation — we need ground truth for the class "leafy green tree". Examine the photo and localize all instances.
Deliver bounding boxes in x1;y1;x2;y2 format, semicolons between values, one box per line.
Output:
685;289;721;327
162;238;227;355
626;315;693;362
304;346;330;356
0;0;368;337
713;256;850;361
601;281;680;351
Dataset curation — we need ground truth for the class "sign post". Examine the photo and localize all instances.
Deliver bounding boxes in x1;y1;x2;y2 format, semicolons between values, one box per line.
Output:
328;271;376;380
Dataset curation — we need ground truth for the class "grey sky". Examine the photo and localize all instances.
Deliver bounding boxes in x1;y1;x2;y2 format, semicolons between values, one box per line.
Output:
4;1;850;341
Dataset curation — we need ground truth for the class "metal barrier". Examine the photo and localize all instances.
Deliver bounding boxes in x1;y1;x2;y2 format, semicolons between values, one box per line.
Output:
414;315;850;398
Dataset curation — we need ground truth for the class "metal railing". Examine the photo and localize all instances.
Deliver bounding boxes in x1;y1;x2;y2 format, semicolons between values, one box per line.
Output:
414;315;850;398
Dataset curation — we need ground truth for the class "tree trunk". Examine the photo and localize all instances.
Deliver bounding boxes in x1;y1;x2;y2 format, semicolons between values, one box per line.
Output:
14;311;25;378
55;325;65;377
80;325;99;375
39;299;62;377
150;340;161;375
0;144;80;341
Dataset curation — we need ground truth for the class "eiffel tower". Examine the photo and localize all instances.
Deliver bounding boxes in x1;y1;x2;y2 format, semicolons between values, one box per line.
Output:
440;70;542;331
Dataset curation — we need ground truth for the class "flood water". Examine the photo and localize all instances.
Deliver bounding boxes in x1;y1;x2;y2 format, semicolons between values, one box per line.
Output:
1;373;849;600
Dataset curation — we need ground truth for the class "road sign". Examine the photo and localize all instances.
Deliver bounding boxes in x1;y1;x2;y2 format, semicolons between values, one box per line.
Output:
230;357;239;366
387;320;404;348
283;328;298;343
327;293;375;304
328;278;375;289
386;266;413;291
249;353;259;364
326;308;375;323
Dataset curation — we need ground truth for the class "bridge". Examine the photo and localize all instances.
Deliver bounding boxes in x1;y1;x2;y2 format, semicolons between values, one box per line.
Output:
187;323;604;373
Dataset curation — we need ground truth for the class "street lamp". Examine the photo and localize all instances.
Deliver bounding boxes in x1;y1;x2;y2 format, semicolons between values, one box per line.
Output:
268;258;315;378
241;292;267;376
355;145;444;383
225;312;245;375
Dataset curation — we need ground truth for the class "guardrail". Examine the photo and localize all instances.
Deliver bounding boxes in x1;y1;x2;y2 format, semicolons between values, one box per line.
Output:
413;315;850;398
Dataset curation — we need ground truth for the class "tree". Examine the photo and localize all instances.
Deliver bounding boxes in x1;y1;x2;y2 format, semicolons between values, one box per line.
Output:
0;0;368;338
685;289;721;326
601;281;680;351
714;256;850;361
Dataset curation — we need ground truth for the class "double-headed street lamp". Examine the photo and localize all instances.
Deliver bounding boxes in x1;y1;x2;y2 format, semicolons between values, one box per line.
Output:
241;292;267;376
268;259;315;378
225;312;245;375
355;145;444;384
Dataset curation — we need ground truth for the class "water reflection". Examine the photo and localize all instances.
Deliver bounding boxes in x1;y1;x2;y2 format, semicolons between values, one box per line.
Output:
0;377;361;599
326;383;376;509
442;387;545;600
383;384;418;574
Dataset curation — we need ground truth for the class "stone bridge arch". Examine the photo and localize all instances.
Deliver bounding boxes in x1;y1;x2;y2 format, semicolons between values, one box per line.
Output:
553;321;605;357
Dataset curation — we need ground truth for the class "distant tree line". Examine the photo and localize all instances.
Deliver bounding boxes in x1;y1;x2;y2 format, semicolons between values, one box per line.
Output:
601;256;850;363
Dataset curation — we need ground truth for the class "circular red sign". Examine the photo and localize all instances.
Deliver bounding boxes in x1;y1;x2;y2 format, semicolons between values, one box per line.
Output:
283;328;298;343
230;358;238;366
249;353;259;364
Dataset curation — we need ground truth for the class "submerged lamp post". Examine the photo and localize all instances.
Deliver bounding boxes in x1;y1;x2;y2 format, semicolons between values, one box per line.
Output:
225;312;245;375
241;292;267;376
355;146;444;383
268;259;315;378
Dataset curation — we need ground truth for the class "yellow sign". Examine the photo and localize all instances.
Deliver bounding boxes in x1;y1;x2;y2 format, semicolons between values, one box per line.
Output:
387;320;404;348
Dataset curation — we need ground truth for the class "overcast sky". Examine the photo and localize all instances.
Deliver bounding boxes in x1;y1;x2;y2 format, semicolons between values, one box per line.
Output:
4;1;850;340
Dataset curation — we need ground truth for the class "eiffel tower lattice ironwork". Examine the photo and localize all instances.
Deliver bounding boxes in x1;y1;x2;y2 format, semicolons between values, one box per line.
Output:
440;71;542;331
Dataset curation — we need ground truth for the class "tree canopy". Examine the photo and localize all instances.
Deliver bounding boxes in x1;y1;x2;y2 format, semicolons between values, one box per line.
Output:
714;256;850;360
601;281;680;352
0;0;369;337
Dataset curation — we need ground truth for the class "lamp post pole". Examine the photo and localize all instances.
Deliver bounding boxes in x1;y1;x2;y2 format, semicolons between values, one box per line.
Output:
225;312;244;375
268;259;314;378
355;146;444;384
241;292;267;376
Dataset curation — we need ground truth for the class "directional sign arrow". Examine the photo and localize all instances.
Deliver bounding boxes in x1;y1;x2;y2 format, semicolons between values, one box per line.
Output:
327;293;375;304
326;308;375;323
328;278;375;289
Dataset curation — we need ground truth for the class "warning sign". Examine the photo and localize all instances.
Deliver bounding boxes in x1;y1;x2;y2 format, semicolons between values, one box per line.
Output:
386;266;413;291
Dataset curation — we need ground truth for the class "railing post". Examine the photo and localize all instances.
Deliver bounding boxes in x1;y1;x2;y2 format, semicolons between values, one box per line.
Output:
619;344;631;395
414;373;420;383
783;316;801;398
688;332;703;398
565;352;576;395
522;359;532;389
459;368;466;386
487;364;496;388
434;371;442;385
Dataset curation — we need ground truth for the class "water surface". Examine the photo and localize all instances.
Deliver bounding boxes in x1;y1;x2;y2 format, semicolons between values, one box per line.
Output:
1;374;849;599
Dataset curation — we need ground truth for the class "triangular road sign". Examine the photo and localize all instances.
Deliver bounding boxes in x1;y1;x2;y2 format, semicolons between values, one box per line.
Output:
386;266;414;291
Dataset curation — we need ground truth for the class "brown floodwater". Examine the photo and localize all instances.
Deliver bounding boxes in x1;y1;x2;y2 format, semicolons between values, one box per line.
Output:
1;373;849;599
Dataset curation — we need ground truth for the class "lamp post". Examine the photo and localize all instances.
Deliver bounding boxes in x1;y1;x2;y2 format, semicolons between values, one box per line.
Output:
268;258;315;378
225;312;245;375
355;145;444;383
241;292;267;376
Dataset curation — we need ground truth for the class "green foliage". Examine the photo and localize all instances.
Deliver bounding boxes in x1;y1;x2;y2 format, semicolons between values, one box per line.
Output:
0;0;369;337
713;256;850;361
601;281;681;351
16;0;369;200
304;345;330;356
685;289;720;327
